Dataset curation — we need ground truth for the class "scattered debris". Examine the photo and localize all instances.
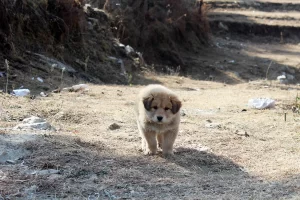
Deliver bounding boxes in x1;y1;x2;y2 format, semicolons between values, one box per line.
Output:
0;72;6;77
109;123;121;130
26;51;77;73
218;22;229;31
14;116;55;131
277;72;295;84
0;148;30;165
12;89;30;97
248;98;275;109
40;92;48;97
63;84;89;92
277;74;287;84
125;45;135;55
29;169;60;176
108;56;127;77
205;122;221;129
235;130;250;137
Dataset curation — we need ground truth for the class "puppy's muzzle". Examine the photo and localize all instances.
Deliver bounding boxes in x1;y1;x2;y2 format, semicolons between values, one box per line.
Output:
157;116;163;122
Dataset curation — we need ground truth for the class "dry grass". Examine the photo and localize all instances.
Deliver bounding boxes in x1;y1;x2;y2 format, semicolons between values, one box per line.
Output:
1;76;300;199
106;0;211;70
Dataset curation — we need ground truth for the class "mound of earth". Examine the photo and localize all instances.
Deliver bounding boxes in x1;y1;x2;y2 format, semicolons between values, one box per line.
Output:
105;0;211;72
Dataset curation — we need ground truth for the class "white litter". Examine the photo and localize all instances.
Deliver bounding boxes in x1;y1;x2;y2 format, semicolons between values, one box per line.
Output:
12;89;30;97
248;98;275;109
40;92;48;97
63;84;89;92
125;45;134;55
14;116;54;130
71;84;88;92
37;77;44;83
277;74;286;80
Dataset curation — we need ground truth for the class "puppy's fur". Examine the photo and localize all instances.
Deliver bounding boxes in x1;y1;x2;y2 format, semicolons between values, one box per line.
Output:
135;84;182;156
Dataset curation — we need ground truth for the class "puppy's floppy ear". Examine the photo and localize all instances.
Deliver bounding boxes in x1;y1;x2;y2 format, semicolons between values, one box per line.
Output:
143;95;154;111
170;97;182;114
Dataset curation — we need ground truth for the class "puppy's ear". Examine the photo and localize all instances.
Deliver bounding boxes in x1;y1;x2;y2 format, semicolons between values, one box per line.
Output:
143;96;154;111
170;97;182;114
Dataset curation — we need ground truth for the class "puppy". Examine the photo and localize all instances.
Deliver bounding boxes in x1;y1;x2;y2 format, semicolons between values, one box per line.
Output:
135;84;182;156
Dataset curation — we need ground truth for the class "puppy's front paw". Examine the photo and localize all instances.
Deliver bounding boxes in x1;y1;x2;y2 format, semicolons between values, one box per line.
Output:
144;149;157;156
163;151;174;158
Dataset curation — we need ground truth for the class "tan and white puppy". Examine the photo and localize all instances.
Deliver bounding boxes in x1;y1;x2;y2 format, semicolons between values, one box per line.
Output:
135;84;182;156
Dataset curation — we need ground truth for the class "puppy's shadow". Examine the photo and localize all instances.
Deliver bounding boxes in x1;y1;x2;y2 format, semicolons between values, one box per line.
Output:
165;146;243;174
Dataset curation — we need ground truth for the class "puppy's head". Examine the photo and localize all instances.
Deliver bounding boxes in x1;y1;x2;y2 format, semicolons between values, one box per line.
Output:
143;93;181;124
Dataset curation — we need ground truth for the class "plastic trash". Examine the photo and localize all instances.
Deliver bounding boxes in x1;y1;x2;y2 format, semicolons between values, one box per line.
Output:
248;98;275;109
0;72;6;77
277;74;286;80
277;75;287;84
71;84;88;92
12;89;30;97
37;77;44;83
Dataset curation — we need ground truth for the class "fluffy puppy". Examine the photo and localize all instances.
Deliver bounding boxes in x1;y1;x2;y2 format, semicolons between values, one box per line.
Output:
135;84;182;156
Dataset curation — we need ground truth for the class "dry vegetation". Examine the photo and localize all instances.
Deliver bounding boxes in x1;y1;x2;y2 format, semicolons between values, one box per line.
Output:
106;0;211;71
1;76;300;199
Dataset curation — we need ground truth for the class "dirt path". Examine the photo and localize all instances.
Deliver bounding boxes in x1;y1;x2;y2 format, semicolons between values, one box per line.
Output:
207;0;300;41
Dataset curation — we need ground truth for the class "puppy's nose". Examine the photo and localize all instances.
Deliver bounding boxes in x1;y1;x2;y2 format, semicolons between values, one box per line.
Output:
157;116;163;122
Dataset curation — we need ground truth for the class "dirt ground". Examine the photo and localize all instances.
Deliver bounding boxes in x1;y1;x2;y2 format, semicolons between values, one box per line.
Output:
1;0;300;199
1;72;300;199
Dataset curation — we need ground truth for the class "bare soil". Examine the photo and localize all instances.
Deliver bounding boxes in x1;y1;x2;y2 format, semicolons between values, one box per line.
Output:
0;76;300;199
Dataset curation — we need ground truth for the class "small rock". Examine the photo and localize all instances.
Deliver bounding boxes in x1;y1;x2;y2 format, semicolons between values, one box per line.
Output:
109;123;121;130
286;74;295;81
218;22;228;31
241;109;247;112
24;185;37;195
125;45;135;55
14;116;55;131
180;110;186;116
6;160;16;164
285;67;295;74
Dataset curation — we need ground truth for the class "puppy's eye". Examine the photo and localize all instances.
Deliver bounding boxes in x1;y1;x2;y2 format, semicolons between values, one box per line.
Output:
153;106;158;110
165;107;170;111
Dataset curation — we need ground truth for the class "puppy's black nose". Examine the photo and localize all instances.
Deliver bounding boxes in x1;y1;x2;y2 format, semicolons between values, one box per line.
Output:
157;116;163;121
